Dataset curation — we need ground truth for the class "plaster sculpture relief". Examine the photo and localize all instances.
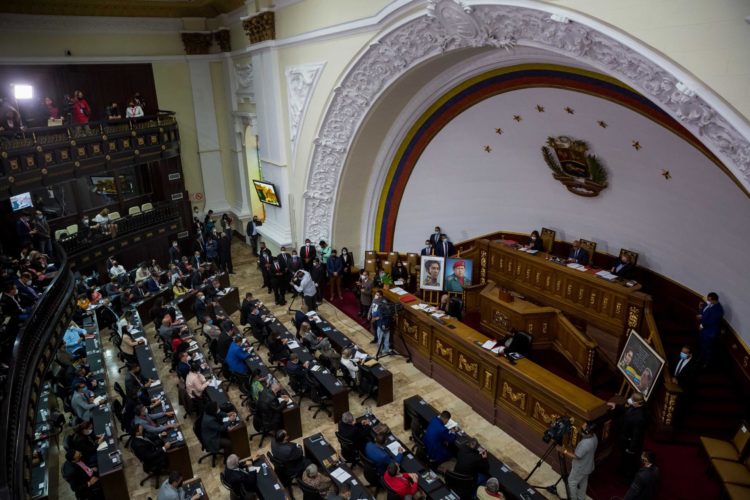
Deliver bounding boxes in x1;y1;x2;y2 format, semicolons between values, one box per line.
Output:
285;63;326;145
234;62;255;103
303;0;750;245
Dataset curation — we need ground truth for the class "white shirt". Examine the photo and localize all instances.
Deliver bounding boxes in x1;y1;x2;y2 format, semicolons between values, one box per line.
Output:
126;105;144;118
293;270;317;297
341;357;359;379
110;265;127;277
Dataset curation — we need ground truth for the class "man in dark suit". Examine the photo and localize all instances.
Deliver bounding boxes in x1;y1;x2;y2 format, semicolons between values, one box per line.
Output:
259;248;274;293
191;250;206;270
607;393;648;481
337;411;371;451
15;272;40;305
270;258;287;305
1;283;30;321
130;424;169;472
15;214;35;249
246;215;262;256
200;401;237;458
224;454;258;497
239;292;257;326
168;241;182;264
454;438;489;484
611;253;636;279
421;240;434;256
300;239;316;271
429;226;442;248
697;292;724;367
258;383;290;431
435;234;454;258
193;292;208;320
271;429;310;478
218;233;233;274
143;273;161;294
623;449;659;500
567;240;589;265
671;345;697;389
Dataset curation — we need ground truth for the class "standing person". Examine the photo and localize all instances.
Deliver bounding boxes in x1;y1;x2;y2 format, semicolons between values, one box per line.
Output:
169;241;182;264
696;292;724;367
429;226;442;248
340;247;355;287
292;269;318;312
270;258;287;306
327;249;344;300
71;90;91;125
358;271;373;318
259;247;274;294
607;393;647;481
300;239;316;271
310;258;326;303
44;97;60;120
218;232;233;274
246;215;262;256
436;234;454;258
105;101;122;120
318;240;331;264
421;239;434;256
33;210;53;257
623;450;659;500
559;422;598;500
220;213;233;240
16;213;35;249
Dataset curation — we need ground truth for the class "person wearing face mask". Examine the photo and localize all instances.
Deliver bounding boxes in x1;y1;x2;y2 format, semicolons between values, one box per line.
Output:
611;253;636;279
436;234;455;258
310;258;327;303
157;470;202;500
671;345;697;425
327;249;344;300
696;292;724;368
391;259;409;285
623;449;659;500
168;241;182;264
70;421;105;467
339;247;355;286
429;226;442;248
421;239;435;256
33;210;53;256
300;238;317;271
16;213;36;249
558;422;598;500
524;230;544;252
246;215;262;256
606;392;647;481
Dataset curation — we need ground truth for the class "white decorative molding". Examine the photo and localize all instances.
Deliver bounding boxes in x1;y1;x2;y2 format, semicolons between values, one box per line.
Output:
302;0;750;246
234;62;255;103
285;62;326;148
0;13;182;33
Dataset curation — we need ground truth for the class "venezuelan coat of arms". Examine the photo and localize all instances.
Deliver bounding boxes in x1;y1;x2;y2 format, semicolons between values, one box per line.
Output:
541;136;608;197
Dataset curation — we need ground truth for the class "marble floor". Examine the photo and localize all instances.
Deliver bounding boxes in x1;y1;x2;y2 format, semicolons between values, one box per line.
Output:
55;240;563;499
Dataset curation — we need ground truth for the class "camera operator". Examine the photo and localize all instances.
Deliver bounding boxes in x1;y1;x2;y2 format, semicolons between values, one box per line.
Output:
558;421;598;500
291;269;318;311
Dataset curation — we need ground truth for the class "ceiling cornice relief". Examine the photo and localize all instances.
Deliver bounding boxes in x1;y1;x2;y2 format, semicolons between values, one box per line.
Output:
0;13;183;34
302;0;750;245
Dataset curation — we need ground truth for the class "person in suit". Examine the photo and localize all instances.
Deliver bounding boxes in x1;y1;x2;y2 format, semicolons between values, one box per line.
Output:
271;429;310;478
218;232;233;274
270;258;287;305
258;383;290;431
157;471;202;500
421;240;434;256
133;404;178;436
130;424;170;472
338;411;371;451
285;353;311;393
524;230;545;251
190;250;206;271
623;449;659;500
62;449;104;499
225;336;252;375
454;438;489;485
246;215;262;256
69;421;104;466
299;239;317;271
696;292;724;367
429;226;442;248
340;247;355;286
15;213;35;249
671;345;697;389
310;258;326;303
606;393;648;481
71;383;98;422
423;410;457;469
567;240;589;265
1;283;31;321
365;432;403;474
358;271;373;317
611;253;636;279
436;234;455;258
224;454;258;497
168;241;181;264
143;273;161;294
327;249;344;300
15;272;40;304
192;292;207;320
259;247;274;293
201;401;237;458
239;292;257;326
559;422;598;500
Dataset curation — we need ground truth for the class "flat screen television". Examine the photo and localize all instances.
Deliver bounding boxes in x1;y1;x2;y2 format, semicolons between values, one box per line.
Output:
10;192;33;212
252;180;281;207
90;176;117;195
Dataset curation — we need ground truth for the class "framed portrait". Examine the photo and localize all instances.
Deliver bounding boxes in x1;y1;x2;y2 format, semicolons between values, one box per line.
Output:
617;329;665;400
445;258;473;292
420;256;445;291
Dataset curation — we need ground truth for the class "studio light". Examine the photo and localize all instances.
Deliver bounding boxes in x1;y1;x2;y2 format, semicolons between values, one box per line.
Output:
12;84;33;100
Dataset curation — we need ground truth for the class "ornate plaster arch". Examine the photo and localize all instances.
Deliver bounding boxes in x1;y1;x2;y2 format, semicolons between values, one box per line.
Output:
302;0;750;244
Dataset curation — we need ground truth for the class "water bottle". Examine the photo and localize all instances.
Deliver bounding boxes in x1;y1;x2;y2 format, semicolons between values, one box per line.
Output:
262;463;268;476
106;424;112;438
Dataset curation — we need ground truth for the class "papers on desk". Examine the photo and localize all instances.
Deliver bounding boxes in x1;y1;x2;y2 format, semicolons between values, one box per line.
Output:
150;380;161;387
208;378;222;389
386;441;402;455
411;304;422;310
567;263;588;272
331;467;351;483
311;365;322;372
93;396;106;405
96;441;108;451
393;280;405;286
354;351;369;362
287;340;300;349
595;270;617;281
390;287;408;296
263;317;273;323
445;418;459;430
481;340;497;350
517;248;538;254
431;312;446;319
492;346;504;355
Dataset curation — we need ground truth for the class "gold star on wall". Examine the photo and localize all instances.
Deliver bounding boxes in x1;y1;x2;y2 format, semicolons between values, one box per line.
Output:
661;169;671;180
597;121;608;128
495;128;503;135
564;107;575;114
536;105;545;112
513;115;522;122
484;145;492;153
632;140;642;151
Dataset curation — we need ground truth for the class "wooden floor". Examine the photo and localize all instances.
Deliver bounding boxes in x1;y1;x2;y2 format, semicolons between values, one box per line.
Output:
55;240;563;499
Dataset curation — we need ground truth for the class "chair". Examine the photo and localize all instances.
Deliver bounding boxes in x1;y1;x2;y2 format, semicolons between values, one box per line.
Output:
387;252;399;265
725;484;750;500
364;258;377;274
306;372;332;419
141;202;154;212
220;471;243;500
128;206;142;216
618;248;640;266
711;454;750;487
66;224;79;235
358;451;382;494
335;432;359;468
109;211;121;221
406;253;419;275
111;399;132;445
701;423;750;462
249;406;276;446
381;476;402;500
359;367;378;406
381;260;393;275
540;227;556;253
445;470;476;500
54;229;67;241
578;238;596;265
268;453;296;489
297;478;324;500
193;416;224;467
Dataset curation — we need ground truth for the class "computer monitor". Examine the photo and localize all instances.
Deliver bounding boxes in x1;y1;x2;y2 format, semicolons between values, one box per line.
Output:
10;192;32;212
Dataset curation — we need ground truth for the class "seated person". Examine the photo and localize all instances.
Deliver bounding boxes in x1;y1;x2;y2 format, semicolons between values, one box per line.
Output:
257;383;289;430
71;383;99;422
340;348;360;383
246;303;269;342
567;240;589;265
143;272;161;294
124;363;152;398
134;264;150;283
423;410;457;467
157;471;202;500
524;230;544;251
239;292;258;326
69;421;104;466
224;454;258;497
225;336;252;375
130;424;169;473
62;449;104;500
175;351;191;380
103;278;120;298
185;361;209;400
300;323;327;351
383;462;420;499
477;477;505;500
319;340;341;372
63;323;89;359
454;438;489;485
271;429;310;478
266;332;291;364
172;279;189;297
109;260;127;280
133;404;177;436
201;401;238;458
611;253;636;279
158;316;188;346
338;411;371;451
285;353;310;392
366;433;403;474
204;278;223;299
301;463;337;496
216;329;234;362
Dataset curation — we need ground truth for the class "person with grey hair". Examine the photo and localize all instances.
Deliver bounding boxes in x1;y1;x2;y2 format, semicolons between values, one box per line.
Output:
301;463;337;496
337;411;371;451
340;348;360;381
223;453;258;497
319;338;341;371
476;477;505;499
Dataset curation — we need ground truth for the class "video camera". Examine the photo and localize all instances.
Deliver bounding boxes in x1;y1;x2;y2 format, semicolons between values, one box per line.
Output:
542;416;572;445
291;270;304;286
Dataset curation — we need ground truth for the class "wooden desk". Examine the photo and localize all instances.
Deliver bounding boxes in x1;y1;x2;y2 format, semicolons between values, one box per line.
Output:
303;433;374;500
385;289;612;461
254;454;291;499
483;239;648;337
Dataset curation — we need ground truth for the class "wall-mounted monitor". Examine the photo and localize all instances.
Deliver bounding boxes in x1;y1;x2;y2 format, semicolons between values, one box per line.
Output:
90;176;117;195
10;192;33;212
252;180;281;207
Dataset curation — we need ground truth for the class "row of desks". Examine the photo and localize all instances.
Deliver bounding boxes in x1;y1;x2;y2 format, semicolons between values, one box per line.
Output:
30;382;53;499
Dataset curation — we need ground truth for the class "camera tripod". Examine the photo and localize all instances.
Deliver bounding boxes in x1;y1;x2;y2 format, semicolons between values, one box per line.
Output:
525;440;570;499
375;304;411;363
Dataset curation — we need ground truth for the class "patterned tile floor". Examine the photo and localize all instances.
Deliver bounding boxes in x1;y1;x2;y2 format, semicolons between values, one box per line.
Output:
54;240;561;499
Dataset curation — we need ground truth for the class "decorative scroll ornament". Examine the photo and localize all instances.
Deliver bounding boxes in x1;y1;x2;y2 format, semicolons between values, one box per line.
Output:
234;63;255;103
285;63;326;145
304;0;750;245
542;136;608;197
